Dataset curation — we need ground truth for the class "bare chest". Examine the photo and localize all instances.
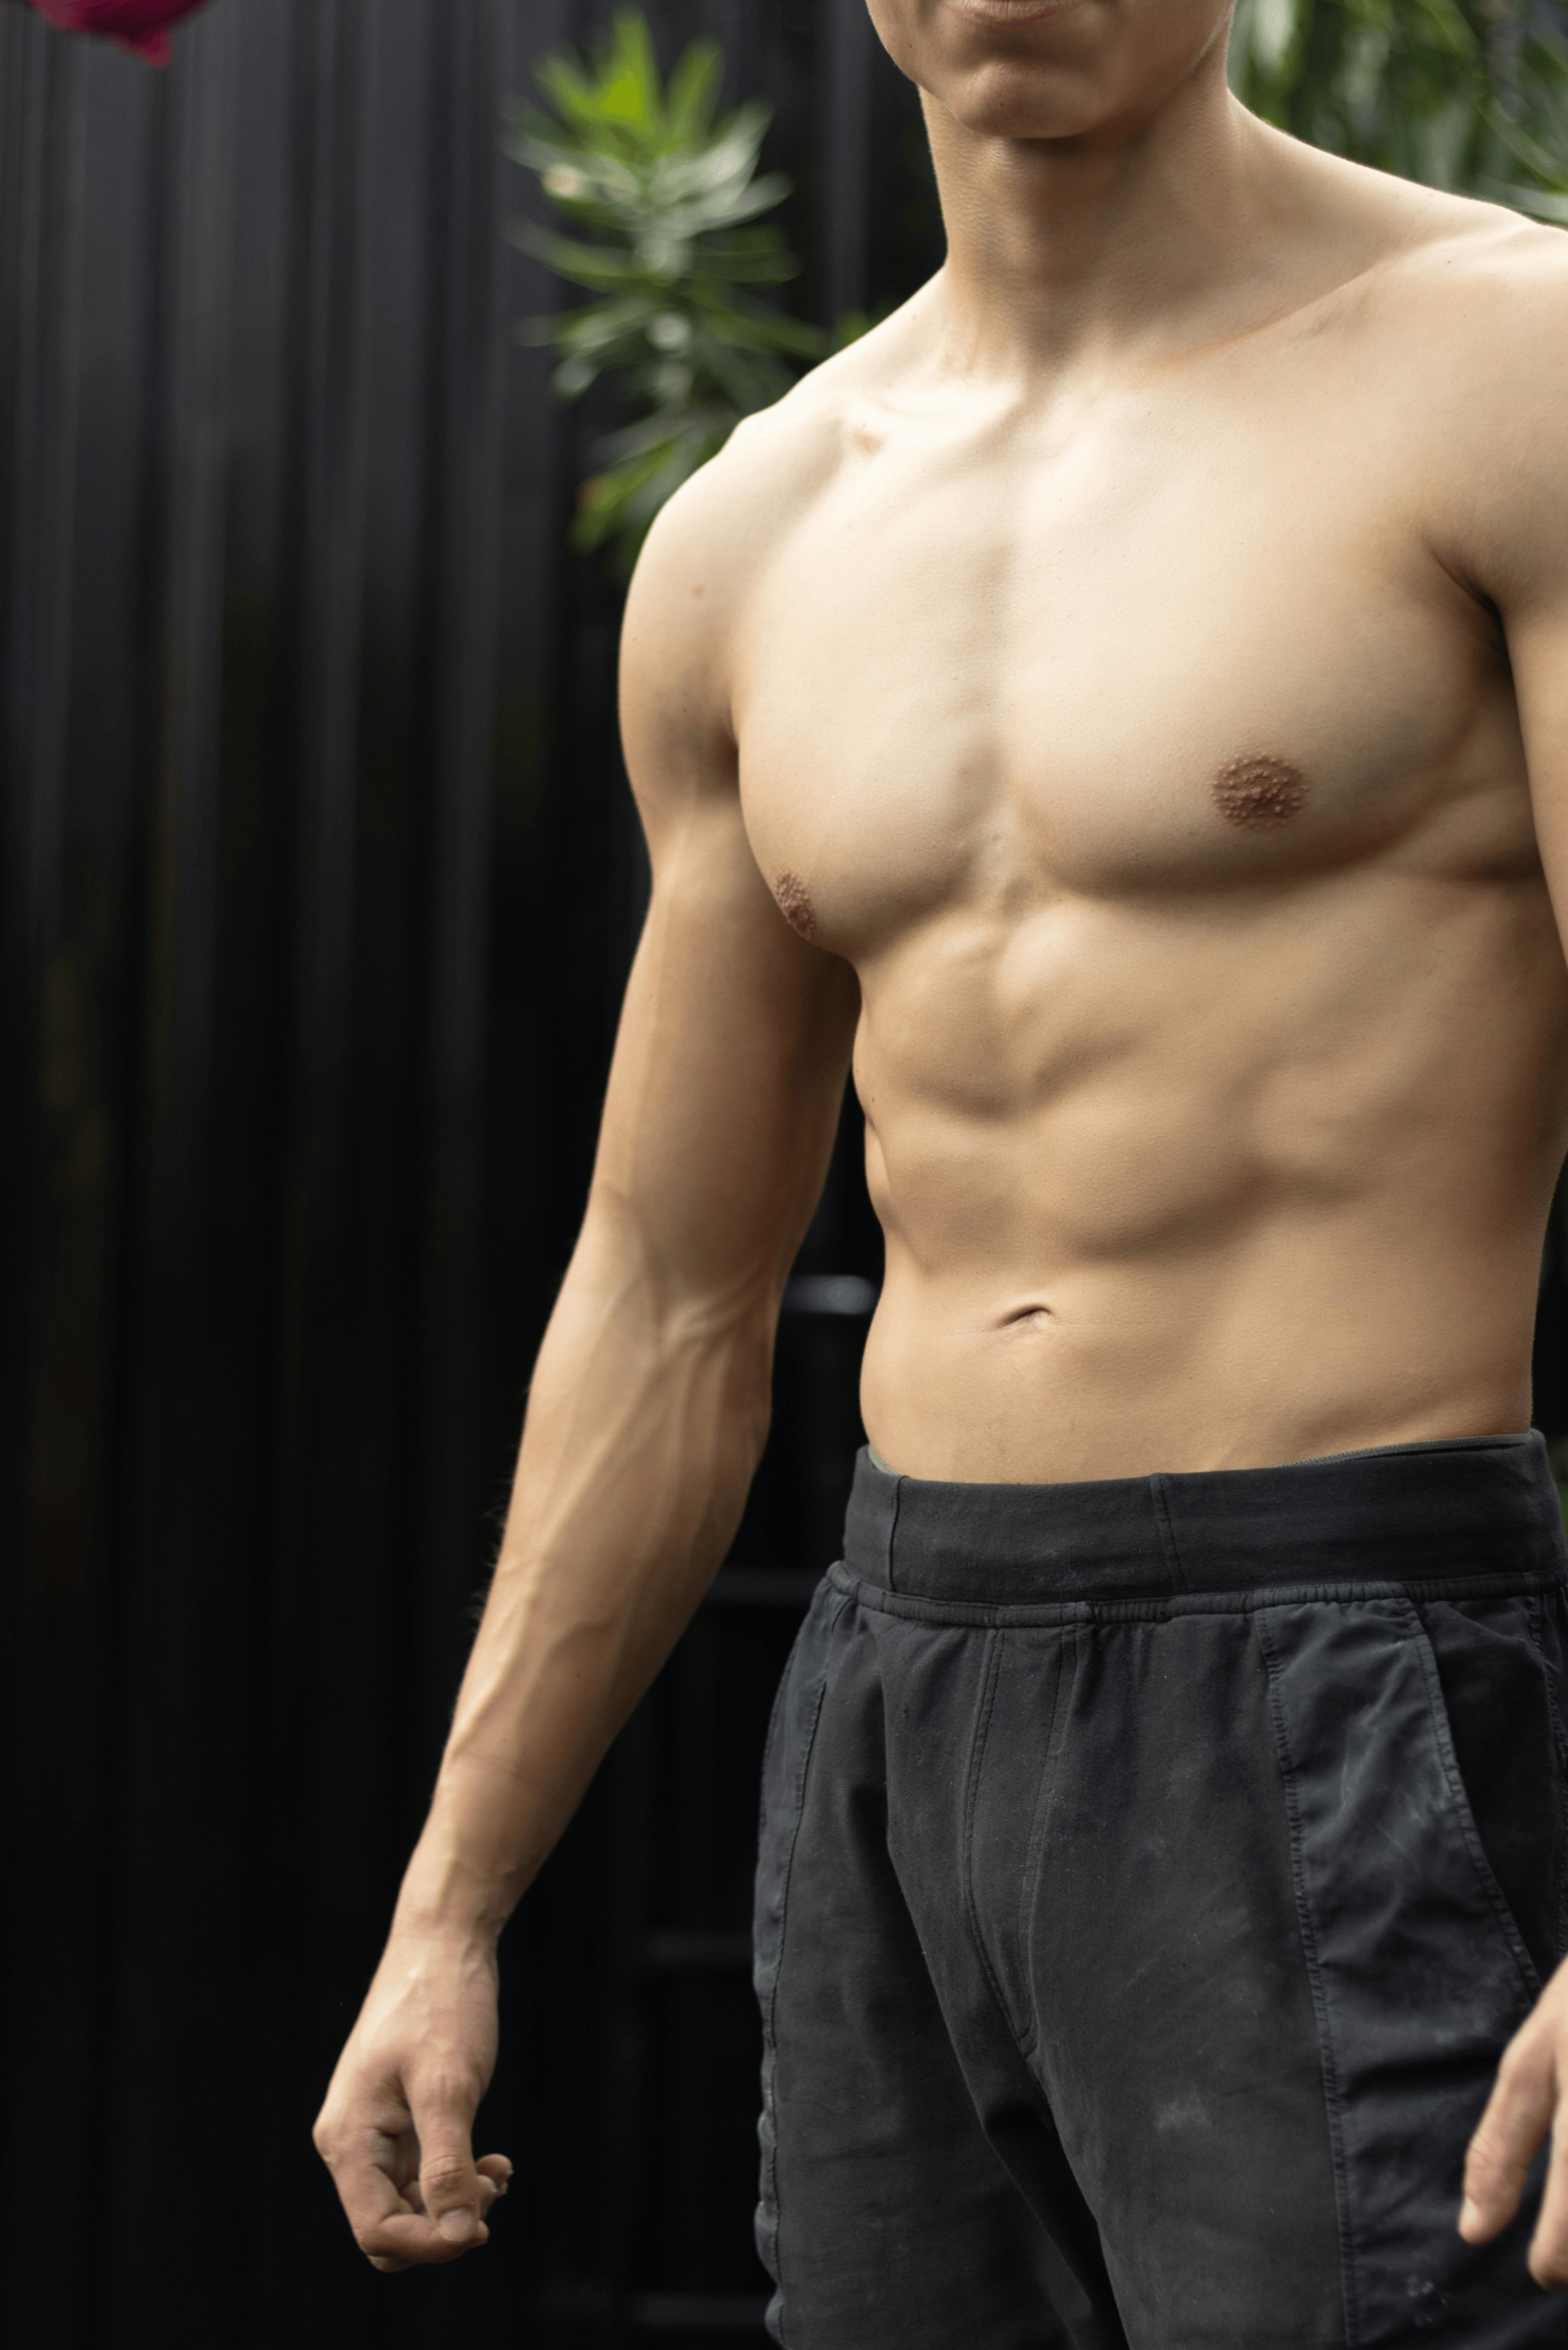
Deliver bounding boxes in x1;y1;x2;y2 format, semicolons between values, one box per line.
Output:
733;377;1521;956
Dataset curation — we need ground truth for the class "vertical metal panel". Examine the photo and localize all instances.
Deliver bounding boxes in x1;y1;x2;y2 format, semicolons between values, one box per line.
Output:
819;0;873;319
0;11;78;1590
101;15;248;2337
1;16;82;979
421;0;511;1629
286;0;377;1269
148;0;238;1215
0;16;95;2333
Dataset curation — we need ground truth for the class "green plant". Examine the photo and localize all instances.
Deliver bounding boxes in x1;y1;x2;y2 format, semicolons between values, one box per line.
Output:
504;8;831;575
1227;0;1568;218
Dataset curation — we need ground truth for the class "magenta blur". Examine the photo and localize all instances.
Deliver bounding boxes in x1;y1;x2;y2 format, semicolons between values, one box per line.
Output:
24;0;211;66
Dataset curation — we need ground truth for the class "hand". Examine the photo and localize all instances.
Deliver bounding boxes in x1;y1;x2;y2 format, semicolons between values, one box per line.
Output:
1461;1956;1568;2288
314;1922;513;2271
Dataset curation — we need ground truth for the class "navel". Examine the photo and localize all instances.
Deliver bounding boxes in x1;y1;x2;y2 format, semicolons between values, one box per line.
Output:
773;868;818;939
1212;753;1308;831
999;1303;1054;1331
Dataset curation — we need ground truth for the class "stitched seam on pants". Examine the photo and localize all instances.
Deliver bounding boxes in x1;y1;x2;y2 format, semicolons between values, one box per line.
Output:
1526;1592;1568;1774
959;1629;1037;2058
1015;1625;1073;2062
1397;1594;1541;2000
1148;1474;1190;1592
825;1563;1568;1628
756;1592;823;1854
1254;1609;1361;2350
1525;1594;1568;1963
757;1589;852;2346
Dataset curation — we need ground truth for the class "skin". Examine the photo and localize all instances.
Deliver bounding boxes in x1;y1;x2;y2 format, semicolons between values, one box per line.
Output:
314;0;1568;2293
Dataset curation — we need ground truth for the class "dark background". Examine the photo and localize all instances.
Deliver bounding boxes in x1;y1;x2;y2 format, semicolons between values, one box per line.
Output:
4;5;1568;2348
0;2;940;2345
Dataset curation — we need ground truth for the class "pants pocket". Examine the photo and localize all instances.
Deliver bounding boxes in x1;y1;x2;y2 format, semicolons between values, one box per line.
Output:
1419;1593;1566;1987
1255;1595;1557;2349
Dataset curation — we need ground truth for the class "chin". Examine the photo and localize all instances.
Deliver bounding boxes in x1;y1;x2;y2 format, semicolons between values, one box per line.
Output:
938;64;1107;140
871;0;1231;142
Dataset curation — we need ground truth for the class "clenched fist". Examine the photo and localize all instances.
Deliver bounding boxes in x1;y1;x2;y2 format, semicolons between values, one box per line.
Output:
314;1921;513;2272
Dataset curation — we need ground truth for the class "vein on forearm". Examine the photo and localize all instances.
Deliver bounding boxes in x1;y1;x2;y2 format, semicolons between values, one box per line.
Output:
420;1238;777;1915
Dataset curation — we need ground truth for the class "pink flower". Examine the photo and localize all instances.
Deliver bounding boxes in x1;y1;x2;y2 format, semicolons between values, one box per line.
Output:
24;0;212;66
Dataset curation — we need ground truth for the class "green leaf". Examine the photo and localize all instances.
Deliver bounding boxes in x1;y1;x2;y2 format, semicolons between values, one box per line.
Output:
831;303;895;350
688;295;827;356
595;402;735;464
665;39;724;145
1228;0;1564;203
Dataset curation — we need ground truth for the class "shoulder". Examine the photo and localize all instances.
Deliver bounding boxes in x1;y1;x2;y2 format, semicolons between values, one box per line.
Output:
1373;203;1568;610
1380;198;1568;465
1384;192;1568;342
619;292;936;801
1259;118;1568;365
628;289;934;616
1258;124;1568;611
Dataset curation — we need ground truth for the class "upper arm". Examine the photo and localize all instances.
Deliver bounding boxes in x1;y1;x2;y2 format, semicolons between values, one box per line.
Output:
585;436;859;1309
1441;232;1568;901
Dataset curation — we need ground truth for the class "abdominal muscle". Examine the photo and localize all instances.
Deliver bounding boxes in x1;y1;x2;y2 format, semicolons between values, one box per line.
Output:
853;876;1568;1484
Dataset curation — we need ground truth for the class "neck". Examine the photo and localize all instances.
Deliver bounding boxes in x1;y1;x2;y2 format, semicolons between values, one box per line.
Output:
924;45;1274;376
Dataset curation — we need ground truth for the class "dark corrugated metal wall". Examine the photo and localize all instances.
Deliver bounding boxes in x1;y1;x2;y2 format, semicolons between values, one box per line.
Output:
0;2;937;2343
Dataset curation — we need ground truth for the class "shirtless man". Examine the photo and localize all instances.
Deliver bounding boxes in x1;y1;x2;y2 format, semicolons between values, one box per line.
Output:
314;1;1568;2339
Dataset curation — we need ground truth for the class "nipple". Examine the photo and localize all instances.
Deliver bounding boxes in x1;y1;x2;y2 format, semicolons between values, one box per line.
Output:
773;869;818;939
1213;754;1308;830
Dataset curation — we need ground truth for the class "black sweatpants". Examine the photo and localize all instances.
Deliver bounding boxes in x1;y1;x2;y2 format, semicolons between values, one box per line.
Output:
753;1435;1568;2348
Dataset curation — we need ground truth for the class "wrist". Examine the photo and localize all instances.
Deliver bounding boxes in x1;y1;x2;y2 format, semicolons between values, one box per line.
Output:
398;1740;575;1939
391;1834;520;1951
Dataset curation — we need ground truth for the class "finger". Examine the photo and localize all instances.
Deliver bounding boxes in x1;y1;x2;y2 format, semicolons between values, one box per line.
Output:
317;2113;490;2270
317;2119;423;2258
1530;2094;1568;2290
354;2209;490;2269
415;2094;488;2247
403;2169;504;2220
401;2165;502;2220
1463;2036;1557;2242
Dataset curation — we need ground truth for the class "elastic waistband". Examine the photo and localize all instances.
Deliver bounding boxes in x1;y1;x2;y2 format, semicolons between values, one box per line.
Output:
841;1434;1567;1604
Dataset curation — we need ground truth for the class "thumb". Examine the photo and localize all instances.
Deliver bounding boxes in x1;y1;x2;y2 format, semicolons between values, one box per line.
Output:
417;2107;488;2248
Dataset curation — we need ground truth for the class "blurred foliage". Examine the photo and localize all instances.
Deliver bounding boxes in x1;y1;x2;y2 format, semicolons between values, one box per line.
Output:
504;9;834;575
1228;0;1568;217
511;4;1568;575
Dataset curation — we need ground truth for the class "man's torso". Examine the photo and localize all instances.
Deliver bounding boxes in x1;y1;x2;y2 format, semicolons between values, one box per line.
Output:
689;170;1568;1480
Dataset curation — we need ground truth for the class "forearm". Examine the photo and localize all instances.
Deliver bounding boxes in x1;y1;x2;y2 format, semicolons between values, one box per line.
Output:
394;1215;776;1942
